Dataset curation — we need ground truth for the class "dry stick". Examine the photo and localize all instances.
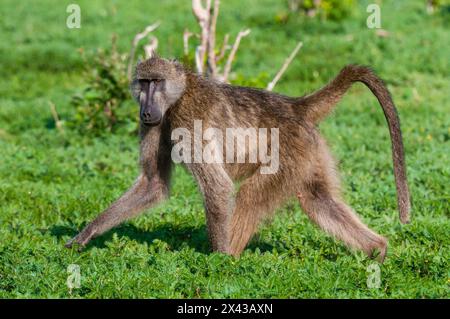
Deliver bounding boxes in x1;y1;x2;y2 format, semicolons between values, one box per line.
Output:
49;101;64;133
183;29;193;56
195;46;203;74
127;22;161;81
266;41;303;91
207;0;220;78
200;0;211;74
192;0;209;21
222;29;251;82
192;0;212;74
144;36;158;59
184;30;200;56
216;33;229;62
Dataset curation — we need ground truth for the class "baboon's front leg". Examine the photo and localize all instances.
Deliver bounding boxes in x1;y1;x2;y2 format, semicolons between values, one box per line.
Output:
65;173;168;249
188;163;234;253
229;172;288;256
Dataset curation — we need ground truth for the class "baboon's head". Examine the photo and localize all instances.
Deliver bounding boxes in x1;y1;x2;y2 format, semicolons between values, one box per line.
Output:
131;57;186;126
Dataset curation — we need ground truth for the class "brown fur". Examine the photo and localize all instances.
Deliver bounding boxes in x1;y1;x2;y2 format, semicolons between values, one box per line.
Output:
67;57;410;262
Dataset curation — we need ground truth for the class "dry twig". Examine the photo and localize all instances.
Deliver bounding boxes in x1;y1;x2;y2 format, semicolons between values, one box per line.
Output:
222;29;251;82
192;0;211;74
207;0;220;77
127;22;160;80
144;36;159;58
183;29;194;56
216;33;230;62
266;41;303;91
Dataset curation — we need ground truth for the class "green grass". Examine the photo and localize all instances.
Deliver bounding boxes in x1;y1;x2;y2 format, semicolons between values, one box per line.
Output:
0;0;449;298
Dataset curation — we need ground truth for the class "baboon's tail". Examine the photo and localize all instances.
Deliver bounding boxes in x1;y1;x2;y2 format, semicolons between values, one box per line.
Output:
301;65;411;223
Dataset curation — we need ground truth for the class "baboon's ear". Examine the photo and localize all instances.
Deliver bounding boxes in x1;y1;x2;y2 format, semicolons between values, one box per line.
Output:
172;59;184;71
132;58;143;81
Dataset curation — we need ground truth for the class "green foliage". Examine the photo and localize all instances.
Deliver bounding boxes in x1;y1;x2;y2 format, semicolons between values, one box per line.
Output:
0;0;449;298
288;0;355;21
69;37;137;136
320;0;355;20
428;0;450;7
427;0;450;13
231;71;270;88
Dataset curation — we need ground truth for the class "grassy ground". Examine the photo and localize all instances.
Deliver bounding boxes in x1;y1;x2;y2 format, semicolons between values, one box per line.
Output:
0;0;449;298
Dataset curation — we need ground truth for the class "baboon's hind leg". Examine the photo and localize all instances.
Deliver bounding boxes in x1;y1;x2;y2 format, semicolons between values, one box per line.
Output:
297;153;388;262
298;192;387;262
229;172;289;256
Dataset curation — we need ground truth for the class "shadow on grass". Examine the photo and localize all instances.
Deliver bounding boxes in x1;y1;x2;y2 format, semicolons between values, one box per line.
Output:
49;223;275;254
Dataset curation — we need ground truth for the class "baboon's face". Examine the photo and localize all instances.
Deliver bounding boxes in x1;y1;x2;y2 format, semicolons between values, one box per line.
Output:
132;57;186;126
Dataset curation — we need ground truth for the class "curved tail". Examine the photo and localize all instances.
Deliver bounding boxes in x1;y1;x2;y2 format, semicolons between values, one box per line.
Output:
301;65;411;223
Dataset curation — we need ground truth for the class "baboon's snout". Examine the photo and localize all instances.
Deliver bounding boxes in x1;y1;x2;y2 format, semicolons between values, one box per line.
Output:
139;79;162;125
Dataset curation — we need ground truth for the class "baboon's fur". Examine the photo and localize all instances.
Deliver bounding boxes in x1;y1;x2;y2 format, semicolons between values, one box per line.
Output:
67;57;410;262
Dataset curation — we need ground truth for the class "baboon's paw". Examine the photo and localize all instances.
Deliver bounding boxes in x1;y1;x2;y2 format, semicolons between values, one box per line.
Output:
370;239;388;264
375;245;387;264
65;231;94;251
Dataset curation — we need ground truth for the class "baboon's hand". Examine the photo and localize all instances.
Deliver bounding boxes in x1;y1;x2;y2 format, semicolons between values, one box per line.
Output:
65;227;96;251
372;243;388;264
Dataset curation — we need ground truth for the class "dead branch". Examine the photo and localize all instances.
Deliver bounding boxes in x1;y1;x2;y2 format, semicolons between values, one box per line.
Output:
266;41;303;91
195;46;203;74
190;0;249;81
192;0;212;74
183;29;194;56
127;22;160;80
216;33;229;62
207;0;220;77
192;0;209;21
222;29;251;82
144;36;158;58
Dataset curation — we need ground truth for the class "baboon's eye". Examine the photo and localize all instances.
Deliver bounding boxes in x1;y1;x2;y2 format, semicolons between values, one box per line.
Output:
131;79;142;100
139;79;162;88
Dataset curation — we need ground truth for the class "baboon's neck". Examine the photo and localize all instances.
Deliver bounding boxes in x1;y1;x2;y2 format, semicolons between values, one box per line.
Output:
176;73;218;111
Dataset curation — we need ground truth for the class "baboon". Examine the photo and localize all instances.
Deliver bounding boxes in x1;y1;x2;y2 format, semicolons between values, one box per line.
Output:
66;56;410;262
